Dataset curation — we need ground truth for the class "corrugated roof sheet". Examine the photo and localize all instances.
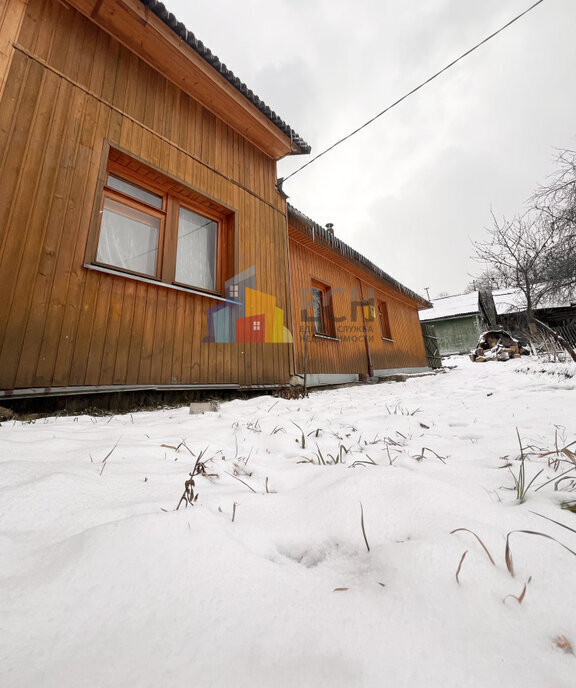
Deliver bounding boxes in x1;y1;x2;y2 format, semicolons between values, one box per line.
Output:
139;0;311;155
419;292;480;321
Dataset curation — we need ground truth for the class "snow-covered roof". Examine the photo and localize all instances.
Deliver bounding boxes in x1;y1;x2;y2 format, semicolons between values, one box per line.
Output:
419;285;575;323
492;288;526;315
493;287;576;315
419;291;479;322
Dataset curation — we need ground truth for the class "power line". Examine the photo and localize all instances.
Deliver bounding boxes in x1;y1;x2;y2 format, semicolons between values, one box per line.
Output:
279;0;545;188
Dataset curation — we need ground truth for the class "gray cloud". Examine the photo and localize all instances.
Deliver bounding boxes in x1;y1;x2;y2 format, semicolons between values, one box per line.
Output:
166;0;576;298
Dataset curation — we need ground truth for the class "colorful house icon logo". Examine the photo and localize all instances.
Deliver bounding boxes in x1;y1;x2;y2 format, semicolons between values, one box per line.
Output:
205;266;293;343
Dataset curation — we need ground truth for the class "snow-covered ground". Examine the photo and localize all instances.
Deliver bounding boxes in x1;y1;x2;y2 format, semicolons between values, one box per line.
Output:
1;357;575;688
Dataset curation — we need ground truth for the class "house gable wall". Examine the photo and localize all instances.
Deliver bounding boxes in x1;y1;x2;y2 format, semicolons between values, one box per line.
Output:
0;0;292;392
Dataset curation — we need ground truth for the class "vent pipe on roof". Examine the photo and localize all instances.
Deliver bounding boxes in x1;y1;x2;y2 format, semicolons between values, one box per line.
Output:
325;223;334;235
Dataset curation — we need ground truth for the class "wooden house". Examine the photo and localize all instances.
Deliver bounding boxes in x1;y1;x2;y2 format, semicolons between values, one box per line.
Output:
288;207;430;386
0;0;310;399
0;0;431;404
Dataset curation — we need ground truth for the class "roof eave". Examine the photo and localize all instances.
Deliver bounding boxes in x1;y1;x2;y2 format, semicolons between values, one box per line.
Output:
66;0;310;159
287;205;431;309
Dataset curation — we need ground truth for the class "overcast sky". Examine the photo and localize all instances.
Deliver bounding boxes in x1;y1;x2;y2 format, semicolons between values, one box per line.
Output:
165;0;576;299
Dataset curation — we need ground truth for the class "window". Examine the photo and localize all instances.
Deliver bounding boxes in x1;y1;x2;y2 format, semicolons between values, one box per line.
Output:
310;280;336;337
175;207;218;291
378;300;392;340
96;180;164;278
87;149;233;295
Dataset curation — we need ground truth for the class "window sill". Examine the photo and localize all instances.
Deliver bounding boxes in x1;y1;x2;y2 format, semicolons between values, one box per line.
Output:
83;264;240;304
313;333;341;342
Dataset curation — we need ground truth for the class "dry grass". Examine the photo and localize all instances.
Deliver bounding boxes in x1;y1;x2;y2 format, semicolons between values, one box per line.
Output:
455;550;468;584
503;577;531;605
507;429;576;502
96;440;119;476
505;530;576;577
360;502;370;553
450;528;496;566
412;447;447;464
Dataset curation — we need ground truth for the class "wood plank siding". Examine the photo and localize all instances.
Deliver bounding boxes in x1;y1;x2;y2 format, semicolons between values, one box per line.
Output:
0;1;27;103
0;0;293;392
288;214;428;377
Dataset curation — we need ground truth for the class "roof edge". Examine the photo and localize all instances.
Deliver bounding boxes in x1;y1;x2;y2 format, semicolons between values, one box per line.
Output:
139;0;311;155
287;205;431;309
419;311;479;322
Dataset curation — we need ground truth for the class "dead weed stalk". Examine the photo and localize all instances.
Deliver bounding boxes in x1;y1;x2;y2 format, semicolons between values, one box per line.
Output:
412;447;447;464
455;550;468;584
176;449;213;509
97;440;119;476
450;528;496;566
505;530;576;577
360;502;370;553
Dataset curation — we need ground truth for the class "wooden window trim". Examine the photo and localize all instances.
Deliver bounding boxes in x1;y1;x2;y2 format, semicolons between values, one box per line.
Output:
311;279;336;338
313;333;341;342
86;149;235;297
82;263;236;303
92;189;167;281
378;300;393;341
171;201;220;292
106;173;164;209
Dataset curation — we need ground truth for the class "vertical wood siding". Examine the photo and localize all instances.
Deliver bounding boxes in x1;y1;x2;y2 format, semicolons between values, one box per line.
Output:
0;0;292;390
0;0;28;102
289;233;428;375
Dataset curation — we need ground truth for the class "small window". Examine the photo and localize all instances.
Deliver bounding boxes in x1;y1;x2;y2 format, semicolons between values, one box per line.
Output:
378;300;392;340
106;174;163;209
88;151;233;295
311;281;335;337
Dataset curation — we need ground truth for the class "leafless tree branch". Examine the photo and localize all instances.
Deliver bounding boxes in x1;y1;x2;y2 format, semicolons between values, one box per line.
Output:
470;147;576;328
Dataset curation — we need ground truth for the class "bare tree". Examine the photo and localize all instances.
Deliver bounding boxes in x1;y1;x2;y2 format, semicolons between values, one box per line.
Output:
465;268;510;294
472;211;576;330
471;147;576;360
533;148;576;231
472;145;576;322
531;148;576;295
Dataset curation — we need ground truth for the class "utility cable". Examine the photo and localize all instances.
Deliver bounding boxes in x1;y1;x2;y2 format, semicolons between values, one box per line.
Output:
279;0;545;188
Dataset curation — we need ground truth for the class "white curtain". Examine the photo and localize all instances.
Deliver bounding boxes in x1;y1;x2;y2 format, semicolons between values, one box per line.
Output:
175;207;217;290
96;197;159;276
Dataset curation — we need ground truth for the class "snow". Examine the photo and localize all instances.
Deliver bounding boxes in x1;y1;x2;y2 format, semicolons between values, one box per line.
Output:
420;287;576;322
493;287;576;315
492;287;528;315
1;357;576;688
419;291;479;321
